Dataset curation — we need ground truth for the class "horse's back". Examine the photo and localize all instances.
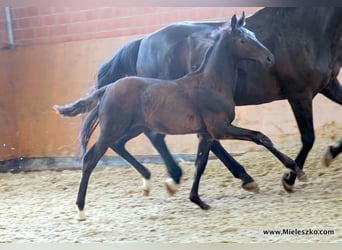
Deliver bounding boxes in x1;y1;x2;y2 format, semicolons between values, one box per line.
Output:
136;21;224;79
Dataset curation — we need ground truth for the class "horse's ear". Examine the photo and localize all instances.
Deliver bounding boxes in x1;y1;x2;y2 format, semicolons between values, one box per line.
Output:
231;14;237;31
237;11;246;27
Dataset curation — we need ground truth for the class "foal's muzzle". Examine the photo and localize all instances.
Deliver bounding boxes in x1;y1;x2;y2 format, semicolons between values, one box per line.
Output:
262;53;275;67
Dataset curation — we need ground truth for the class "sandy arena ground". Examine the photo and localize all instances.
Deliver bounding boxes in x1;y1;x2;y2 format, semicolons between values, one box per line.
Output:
0;123;341;243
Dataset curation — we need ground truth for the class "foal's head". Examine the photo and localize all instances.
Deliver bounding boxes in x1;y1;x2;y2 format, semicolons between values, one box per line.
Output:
228;13;274;66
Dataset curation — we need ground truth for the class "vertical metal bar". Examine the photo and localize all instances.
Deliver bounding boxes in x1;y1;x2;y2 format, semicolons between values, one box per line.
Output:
5;6;14;48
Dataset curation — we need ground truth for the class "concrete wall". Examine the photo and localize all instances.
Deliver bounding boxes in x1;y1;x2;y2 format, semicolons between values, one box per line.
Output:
0;50;17;160
1;3;341;163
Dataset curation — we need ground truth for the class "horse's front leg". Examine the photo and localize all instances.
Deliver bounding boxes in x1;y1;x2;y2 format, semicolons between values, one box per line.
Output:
322;138;342;166
189;134;213;210
285;98;314;191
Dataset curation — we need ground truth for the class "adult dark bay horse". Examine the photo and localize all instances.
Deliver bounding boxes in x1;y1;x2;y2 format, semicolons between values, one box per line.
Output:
87;7;342;192
55;15;306;219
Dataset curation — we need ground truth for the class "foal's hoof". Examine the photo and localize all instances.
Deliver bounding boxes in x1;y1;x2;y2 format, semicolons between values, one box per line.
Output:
142;189;150;196
293;167;308;182
296;171;308;182
321;147;333;167
77;209;86;221
199;202;211;210
190;196;211;210
242;181;260;193
142;178;151;196
165;178;180;195
282;173;294;193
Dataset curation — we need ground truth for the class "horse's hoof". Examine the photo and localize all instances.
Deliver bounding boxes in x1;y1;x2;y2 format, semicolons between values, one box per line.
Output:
242;181;260;193
165;178;180;195
142;178;151;196
321;147;333;167
282;174;294;193
77;210;86;221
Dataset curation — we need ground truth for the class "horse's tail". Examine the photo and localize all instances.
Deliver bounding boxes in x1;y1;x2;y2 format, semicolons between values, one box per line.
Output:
54;87;107;117
97;38;142;88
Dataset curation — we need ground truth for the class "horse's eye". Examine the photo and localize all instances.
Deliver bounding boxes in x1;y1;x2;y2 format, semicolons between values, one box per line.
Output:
240;39;246;44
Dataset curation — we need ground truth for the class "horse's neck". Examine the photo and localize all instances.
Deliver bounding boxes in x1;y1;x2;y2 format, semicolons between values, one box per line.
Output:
248;7;342;37
290;8;342;62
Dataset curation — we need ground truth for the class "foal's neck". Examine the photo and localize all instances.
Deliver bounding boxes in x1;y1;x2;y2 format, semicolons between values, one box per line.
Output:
200;31;238;93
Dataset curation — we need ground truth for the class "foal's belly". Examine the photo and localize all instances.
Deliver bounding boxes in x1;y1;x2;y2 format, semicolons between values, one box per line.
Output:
141;85;202;135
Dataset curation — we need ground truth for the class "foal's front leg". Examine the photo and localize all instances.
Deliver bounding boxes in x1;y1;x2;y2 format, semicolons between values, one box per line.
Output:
210;140;258;192
189;134;213;210
214;123;307;183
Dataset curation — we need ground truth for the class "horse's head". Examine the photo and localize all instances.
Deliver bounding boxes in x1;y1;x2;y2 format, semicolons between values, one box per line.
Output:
229;12;274;67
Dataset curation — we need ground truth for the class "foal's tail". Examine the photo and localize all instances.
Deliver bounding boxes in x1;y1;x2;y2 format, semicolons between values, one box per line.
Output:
54;87;107;117
56;38;141;156
54;86;108;156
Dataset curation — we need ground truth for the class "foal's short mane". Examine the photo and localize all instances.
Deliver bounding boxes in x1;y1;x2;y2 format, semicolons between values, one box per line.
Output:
209;21;231;39
187;24;230;76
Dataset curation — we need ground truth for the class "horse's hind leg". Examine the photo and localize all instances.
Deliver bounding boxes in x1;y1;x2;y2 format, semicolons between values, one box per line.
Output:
145;131;183;194
76;137;109;221
320;78;342;105
210;140;259;193
110;138;152;196
190;134;213;210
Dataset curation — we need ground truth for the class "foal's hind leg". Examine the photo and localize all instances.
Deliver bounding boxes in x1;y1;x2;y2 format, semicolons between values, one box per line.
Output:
110;141;152;196
145;131;183;194
76;137;109;221
190;134;213;210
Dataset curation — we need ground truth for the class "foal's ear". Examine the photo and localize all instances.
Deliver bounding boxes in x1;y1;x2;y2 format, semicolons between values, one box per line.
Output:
237;11;246;27
231;14;237;31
